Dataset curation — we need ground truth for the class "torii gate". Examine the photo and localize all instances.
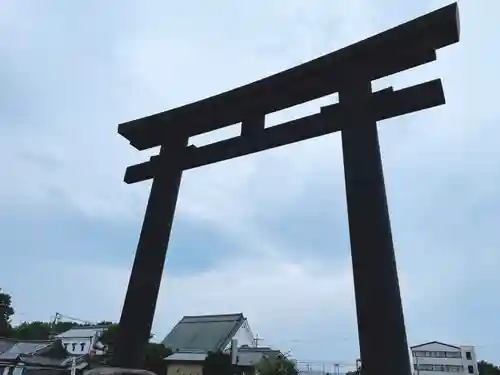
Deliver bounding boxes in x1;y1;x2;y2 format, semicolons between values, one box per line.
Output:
111;4;460;375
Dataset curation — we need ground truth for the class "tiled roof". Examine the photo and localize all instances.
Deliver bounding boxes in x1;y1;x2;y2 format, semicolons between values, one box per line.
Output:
56;326;109;338
0;339;53;360
162;313;245;352
0;338;16;355
18;355;67;367
18;353;88;368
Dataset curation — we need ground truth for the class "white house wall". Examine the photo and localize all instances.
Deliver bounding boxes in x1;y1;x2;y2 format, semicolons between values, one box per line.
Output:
61;337;95;355
56;327;107;356
460;346;478;375
224;319;255;350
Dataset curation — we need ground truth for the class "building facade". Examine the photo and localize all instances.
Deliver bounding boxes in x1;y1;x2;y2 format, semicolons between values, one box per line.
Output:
163;313;256;375
55;325;108;356
411;341;478;375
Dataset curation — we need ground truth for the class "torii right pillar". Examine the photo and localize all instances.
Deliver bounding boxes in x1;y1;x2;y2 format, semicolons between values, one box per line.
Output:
341;80;411;375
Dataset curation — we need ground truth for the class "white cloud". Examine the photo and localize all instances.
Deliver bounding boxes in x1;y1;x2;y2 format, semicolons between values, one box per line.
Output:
0;0;455;220
8;254;358;362
2;0;500;365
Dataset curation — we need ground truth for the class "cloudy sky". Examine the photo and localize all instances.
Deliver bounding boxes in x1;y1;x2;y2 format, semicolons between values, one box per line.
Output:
1;0;499;369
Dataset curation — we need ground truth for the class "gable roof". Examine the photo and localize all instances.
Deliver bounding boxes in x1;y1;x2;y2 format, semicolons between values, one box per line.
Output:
56;325;110;339
162;313;246;352
0;338;55;361
411;341;461;350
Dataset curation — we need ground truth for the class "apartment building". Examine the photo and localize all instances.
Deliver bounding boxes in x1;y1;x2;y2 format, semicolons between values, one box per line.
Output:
411;341;478;375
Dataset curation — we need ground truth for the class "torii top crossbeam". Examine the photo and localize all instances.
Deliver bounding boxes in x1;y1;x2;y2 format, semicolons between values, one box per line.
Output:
118;3;459;152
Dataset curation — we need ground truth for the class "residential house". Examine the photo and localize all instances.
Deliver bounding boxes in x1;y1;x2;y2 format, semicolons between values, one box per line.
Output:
55;326;108;357
411;341;479;375
162;313;257;375
0;338;86;375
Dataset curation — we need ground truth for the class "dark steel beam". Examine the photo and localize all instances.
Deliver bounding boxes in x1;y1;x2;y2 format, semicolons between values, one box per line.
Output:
111;137;188;369
124;79;444;184
118;3;458;150
340;80;411;375
241;114;265;137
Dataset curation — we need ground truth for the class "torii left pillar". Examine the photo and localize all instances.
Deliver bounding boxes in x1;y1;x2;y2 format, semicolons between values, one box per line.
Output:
112;136;188;369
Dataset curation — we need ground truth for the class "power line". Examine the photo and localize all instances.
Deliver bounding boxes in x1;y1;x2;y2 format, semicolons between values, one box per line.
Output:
52;312;93;325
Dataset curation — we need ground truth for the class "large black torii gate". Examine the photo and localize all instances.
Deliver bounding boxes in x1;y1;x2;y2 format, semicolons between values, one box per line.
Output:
112;4;460;374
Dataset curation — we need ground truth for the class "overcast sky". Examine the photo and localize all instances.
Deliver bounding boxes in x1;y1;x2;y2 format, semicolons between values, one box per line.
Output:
1;0;499;369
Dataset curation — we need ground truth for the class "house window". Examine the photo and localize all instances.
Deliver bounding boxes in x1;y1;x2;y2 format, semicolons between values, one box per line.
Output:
446;351;462;358
64;343;69;350
414;351;433;358
71;343;77;351
80;343;85;351
415;364;466;372
468;365;474;374
420;364;434;371
466;352;472;360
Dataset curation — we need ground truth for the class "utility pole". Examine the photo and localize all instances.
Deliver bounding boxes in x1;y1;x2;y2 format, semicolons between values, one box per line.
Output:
254;334;263;347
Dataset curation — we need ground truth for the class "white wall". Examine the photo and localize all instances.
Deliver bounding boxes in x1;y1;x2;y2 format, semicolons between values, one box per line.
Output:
460;346;479;375
61;337;94;355
224;319;255;350
56;327;107;356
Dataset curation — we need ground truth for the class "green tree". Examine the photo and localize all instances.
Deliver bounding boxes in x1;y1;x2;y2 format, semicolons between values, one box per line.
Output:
11;321;52;340
0;289;14;337
203;351;233;375
478;361;500;375
257;355;298;375
9;320;112;340
99;323;120;352
144;343;173;375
